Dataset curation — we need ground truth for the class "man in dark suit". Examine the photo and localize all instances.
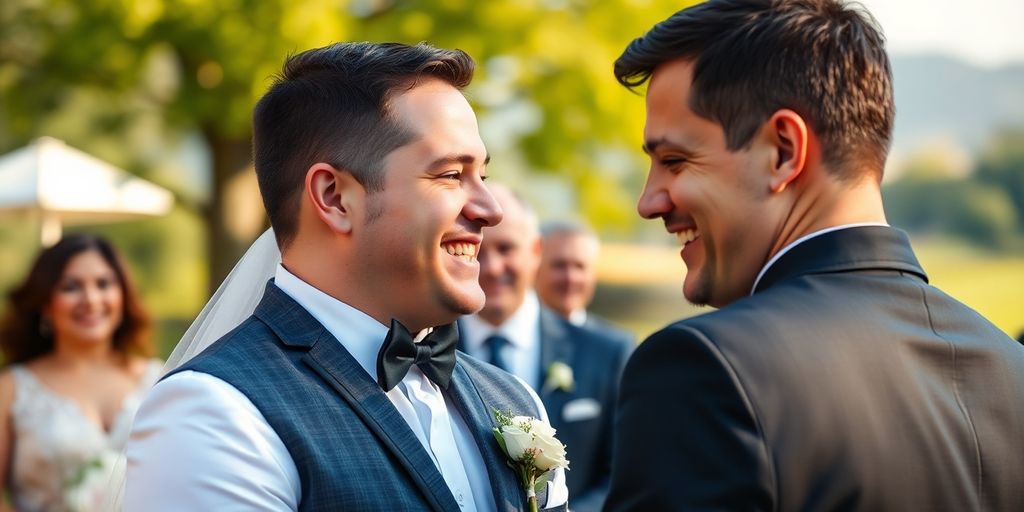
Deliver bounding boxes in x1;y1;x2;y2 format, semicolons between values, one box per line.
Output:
126;43;567;511
605;1;1024;511
459;185;632;512
536;221;634;346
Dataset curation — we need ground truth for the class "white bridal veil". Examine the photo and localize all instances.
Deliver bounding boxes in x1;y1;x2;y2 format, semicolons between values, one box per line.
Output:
163;228;282;368
103;228;281;510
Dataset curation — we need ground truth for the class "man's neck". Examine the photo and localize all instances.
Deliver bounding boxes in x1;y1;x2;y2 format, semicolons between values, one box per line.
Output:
769;175;887;260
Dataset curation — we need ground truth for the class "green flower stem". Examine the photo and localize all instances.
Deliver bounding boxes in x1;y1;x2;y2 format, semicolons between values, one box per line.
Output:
522;468;538;512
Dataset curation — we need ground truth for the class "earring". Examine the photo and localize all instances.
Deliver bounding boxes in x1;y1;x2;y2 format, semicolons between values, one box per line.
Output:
39;316;52;338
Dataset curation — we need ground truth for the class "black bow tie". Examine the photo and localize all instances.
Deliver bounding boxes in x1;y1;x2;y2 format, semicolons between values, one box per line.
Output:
376;319;459;392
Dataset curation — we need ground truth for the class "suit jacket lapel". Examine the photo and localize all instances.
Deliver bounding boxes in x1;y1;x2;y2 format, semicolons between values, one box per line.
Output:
455;318;469;353
538;308;575;395
255;284;460;512
446;362;525;512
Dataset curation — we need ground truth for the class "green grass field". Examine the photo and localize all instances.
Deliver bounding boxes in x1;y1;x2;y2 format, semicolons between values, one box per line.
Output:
593;236;1024;341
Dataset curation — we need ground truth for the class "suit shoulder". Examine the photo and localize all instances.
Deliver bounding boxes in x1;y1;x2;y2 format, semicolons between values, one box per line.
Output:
568;320;634;355
583;314;635;344
174;315;274;373
635;320;715;359
662;291;800;347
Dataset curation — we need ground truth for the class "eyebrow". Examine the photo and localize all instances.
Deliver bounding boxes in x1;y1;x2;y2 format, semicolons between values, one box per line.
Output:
427;153;491;169
642;138;689;155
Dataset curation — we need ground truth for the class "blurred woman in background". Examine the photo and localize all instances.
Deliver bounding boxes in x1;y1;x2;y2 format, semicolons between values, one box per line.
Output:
0;233;163;512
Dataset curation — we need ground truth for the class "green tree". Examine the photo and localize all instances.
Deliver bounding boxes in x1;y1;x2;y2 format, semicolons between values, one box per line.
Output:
0;0;690;293
975;127;1024;231
884;176;1018;248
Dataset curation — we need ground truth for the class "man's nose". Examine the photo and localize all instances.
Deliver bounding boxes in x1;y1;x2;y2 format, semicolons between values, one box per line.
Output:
465;181;503;227
637;174;673;220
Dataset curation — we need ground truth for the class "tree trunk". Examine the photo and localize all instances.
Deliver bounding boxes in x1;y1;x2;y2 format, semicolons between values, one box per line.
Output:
202;129;255;296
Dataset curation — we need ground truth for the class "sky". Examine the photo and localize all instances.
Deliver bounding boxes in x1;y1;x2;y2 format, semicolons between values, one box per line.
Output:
855;0;1024;68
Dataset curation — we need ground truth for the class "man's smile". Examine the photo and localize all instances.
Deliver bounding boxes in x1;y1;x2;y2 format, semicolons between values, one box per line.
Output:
442;241;478;261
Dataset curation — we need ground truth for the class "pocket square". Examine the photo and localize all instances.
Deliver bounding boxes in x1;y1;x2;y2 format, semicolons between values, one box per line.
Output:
561;397;601;422
541;465;569;510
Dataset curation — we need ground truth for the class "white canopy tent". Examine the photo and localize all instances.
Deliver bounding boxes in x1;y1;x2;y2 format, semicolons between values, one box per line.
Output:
0;137;174;245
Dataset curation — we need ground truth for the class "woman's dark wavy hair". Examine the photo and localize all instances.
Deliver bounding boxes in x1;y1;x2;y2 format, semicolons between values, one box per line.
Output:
615;0;894;182
253;41;476;249
0;233;154;365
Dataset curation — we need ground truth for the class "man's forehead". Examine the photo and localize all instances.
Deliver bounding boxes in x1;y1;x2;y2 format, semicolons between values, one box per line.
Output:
390;80;479;132
546;232;595;248
648;58;696;91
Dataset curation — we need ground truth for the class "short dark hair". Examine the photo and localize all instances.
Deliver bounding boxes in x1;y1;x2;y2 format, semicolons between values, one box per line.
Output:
0;234;153;365
615;0;894;181
253;42;476;248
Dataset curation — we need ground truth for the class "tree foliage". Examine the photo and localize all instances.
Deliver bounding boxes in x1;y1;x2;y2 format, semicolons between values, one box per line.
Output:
975;127;1024;229
0;0;690;292
884;178;1018;248
883;134;1023;249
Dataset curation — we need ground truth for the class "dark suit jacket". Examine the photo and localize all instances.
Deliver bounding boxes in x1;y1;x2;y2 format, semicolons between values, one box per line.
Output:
462;307;633;512
605;226;1024;511
582;313;635;348
176;283;565;511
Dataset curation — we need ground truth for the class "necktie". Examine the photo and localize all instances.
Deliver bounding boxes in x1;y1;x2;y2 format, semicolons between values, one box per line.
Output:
376;319;458;392
483;334;512;373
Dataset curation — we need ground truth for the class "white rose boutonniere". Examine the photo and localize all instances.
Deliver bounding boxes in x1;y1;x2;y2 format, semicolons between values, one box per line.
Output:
542;361;574;393
492;409;570;512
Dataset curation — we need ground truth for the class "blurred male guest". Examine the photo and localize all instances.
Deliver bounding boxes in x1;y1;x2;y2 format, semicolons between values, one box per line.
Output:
459;185;632;512
536;221;633;345
606;1;1024;511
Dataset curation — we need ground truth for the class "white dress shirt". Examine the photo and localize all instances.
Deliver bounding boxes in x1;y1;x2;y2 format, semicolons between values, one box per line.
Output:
751;222;890;293
567;308;587;327
126;265;566;511
461;292;542;389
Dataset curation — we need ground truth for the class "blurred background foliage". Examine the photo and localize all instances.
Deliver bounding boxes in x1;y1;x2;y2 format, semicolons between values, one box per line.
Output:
883;128;1024;249
1;0;1022;354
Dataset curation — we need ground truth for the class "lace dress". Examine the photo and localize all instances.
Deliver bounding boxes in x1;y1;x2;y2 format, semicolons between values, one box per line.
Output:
8;360;163;512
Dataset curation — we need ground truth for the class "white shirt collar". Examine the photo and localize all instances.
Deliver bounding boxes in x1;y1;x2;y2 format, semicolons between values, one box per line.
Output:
462;292;541;352
568;309;587;327
273;264;393;380
750;222;889;294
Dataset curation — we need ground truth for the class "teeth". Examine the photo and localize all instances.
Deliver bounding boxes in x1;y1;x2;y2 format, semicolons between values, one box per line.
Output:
675;229;699;245
443;242;478;259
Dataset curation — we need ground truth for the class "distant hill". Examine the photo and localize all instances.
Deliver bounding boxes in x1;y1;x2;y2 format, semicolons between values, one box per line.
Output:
890;54;1024;159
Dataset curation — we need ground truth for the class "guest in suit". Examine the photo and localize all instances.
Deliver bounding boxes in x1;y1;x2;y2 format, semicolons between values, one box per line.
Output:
536;221;633;346
459;185;632;512
125;42;567;511
605;1;1024;511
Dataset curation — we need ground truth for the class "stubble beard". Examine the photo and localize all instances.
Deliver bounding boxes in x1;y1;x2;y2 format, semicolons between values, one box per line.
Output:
684;266;713;307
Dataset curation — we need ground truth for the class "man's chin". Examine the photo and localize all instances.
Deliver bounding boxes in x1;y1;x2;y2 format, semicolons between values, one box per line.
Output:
441;284;486;317
682;275;712;307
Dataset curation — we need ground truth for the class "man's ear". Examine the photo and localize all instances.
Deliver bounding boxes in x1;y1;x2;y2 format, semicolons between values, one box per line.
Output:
528;236;543;271
305;163;364;234
765;109;809;193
